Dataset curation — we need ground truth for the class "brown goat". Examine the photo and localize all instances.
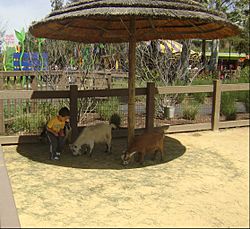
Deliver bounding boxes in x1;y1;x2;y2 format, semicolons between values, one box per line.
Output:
121;131;164;165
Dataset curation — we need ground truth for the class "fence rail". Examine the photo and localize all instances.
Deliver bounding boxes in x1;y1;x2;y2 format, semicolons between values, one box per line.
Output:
0;70;129;91
0;79;249;144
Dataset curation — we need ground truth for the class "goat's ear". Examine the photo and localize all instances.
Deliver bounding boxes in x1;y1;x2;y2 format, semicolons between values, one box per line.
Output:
69;144;76;149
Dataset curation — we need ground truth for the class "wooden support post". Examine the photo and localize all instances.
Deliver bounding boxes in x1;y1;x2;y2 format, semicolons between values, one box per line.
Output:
201;40;206;65
107;73;112;89
0;73;5;134
145;82;155;131
212;79;221;131
128;17;136;146
69;85;78;142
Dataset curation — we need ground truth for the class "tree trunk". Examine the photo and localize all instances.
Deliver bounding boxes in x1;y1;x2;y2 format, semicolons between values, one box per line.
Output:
208;39;220;74
176;39;191;84
201;39;206;65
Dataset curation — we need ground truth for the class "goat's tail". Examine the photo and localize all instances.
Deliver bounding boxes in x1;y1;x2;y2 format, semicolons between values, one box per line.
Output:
110;123;117;129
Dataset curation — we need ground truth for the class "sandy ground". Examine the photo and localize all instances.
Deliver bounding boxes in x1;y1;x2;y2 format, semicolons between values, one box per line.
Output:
3;127;249;228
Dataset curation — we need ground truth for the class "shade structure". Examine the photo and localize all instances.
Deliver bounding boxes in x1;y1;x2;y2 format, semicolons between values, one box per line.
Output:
30;0;241;42
29;0;241;145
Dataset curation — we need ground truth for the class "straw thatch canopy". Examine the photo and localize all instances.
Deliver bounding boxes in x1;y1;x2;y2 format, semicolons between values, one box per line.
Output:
30;0;241;43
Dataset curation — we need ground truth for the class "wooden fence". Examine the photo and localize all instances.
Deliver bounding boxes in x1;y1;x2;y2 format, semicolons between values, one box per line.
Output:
0;79;249;145
0;70;128;91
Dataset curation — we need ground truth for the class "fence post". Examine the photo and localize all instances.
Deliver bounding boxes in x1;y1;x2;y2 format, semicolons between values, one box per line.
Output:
211;79;222;131
145;82;155;131
106;73;112;89
0;73;5;134
70;85;78;142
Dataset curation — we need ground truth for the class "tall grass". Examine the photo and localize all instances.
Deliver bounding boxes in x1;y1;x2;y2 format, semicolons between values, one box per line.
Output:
221;92;237;120
182;100;200;120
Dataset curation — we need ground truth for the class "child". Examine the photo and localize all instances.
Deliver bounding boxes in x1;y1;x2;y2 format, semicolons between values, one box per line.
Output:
46;107;70;160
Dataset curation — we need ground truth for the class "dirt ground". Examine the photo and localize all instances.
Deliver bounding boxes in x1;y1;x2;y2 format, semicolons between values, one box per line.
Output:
3;127;249;228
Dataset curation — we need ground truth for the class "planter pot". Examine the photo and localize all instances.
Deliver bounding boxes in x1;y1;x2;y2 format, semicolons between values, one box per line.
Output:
164;105;175;119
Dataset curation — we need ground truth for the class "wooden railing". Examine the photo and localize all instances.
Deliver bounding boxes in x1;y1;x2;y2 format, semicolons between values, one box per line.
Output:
0;80;249;144
0;70;128;91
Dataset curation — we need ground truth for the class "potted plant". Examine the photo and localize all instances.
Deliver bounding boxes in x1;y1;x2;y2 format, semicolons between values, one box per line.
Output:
157;93;185;119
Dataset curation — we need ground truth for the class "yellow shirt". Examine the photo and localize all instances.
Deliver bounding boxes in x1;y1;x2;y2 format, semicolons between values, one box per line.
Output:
47;116;65;134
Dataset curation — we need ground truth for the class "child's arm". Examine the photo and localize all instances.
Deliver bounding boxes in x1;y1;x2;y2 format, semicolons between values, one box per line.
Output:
58;129;65;137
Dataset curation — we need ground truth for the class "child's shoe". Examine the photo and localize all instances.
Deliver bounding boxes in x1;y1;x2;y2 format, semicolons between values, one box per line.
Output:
50;153;60;160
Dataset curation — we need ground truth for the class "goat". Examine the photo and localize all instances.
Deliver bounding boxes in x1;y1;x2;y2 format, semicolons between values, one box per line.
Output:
121;131;164;165
69;123;116;156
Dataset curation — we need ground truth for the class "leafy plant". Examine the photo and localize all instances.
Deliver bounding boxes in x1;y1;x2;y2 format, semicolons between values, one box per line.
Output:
221;92;237;120
15;28;26;71
244;93;249;113
191;78;213;104
2;46;15;71
96;97;120;121
192;93;207;104
37;38;45;70
238;66;249;83
182;100;200;120
7;113;46;134
38;101;61;121
235;90;249;112
175;93;186;104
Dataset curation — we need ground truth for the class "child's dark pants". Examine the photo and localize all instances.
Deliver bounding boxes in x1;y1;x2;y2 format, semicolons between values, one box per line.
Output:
46;131;65;159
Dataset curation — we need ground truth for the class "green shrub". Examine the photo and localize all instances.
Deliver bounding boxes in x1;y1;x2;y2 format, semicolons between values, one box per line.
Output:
236;91;249;112
235;67;249;112
245;94;249;113
182;100;200;120
191;78;213;104
175;93;186;104
238;66;249;83
192;78;213;85
8;113;46;134
38;102;60;120
221;92;237;120
96;97;120;121
192;93;207;104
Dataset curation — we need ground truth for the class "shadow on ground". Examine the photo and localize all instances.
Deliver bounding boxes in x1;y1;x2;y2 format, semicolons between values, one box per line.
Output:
16;136;186;170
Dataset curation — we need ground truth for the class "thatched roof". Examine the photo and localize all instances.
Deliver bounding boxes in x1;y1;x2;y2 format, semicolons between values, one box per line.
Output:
29;0;241;43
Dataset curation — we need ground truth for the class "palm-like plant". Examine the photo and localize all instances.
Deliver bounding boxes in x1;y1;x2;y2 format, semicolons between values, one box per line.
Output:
15;28;26;71
37;38;45;70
